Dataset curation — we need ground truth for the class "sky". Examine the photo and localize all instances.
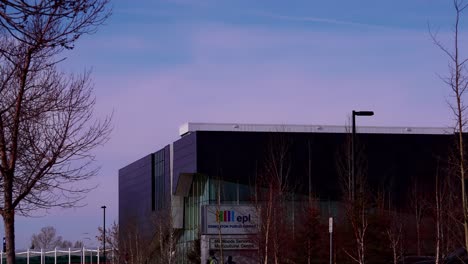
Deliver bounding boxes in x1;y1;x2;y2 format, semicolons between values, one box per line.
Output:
9;0;468;249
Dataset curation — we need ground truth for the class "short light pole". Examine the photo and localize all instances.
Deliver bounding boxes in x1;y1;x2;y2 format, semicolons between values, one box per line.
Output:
329;217;333;264
101;205;106;263
352;110;374;200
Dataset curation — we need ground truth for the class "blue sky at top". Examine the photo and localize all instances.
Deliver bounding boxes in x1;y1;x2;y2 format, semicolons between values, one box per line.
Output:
64;0;457;72
11;0;468;249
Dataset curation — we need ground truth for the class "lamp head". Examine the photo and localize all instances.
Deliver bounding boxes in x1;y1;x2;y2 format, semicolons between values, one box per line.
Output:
353;111;374;116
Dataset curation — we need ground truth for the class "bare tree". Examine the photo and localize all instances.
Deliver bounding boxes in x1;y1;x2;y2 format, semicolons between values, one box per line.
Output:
214;175;224;263
304;141;322;264
73;240;84;249
344;189;369;264
0;1;110;49
431;0;468;252
152;209;176;264
97;221;119;263
409;178;428;256
120;219;151;264
254;134;295;264
31;226;64;249
187;237;201;264
0;1;111;263
434;167;444;264
442;161;466;255
298;197;325;264
256;180;273;264
338;126;369;264
60;240;73;249
119;213;177;264
386;211;403;264
432;159;467;259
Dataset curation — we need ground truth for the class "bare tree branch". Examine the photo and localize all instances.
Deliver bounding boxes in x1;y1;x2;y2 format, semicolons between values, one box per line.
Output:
0;1;111;264
432;0;468;254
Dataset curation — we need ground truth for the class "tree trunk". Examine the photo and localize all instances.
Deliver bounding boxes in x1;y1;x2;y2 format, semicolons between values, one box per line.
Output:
159;224;163;261
416;220;421;256
457;82;468;251
216;178;224;264
4;174;15;264
430;0;468;253
435;170;441;264
263;189;273;264
4;209;15;264
453;1;468;252
273;207;279;264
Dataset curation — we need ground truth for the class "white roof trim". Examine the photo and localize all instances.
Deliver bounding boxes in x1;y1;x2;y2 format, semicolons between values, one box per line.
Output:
179;122;452;137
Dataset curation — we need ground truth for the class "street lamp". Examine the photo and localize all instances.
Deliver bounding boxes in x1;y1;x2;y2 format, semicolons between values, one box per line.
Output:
101;205;106;263
351;110;374;200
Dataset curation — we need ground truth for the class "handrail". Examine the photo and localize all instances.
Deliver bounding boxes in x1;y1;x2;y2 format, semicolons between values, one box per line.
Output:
0;248;116;264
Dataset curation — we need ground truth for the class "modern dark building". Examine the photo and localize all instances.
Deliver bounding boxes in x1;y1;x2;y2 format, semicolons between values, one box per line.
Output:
118;122;454;263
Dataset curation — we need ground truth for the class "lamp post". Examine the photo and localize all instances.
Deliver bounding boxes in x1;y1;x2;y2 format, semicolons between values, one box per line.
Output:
329;217;333;264
101;205;106;263
351;110;374;200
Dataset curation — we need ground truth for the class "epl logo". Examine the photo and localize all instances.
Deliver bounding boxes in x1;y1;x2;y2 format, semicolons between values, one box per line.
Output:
216;210;251;224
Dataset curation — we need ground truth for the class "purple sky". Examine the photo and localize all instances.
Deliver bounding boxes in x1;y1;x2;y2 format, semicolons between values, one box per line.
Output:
10;0;468;249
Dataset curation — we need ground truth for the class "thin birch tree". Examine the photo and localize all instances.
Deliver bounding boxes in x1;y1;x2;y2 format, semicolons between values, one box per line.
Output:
153;209;176;264
215;175;224;263
434;168;443;264
254;134;294;264
337;126;369;264
386;211;403;264
431;0;468;252
409;178;427;256
120;220;151;264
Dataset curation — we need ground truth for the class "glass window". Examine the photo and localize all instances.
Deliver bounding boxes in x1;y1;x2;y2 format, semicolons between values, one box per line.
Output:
182;174;209;243
221;181;237;203
239;183;252;202
154;149;166;210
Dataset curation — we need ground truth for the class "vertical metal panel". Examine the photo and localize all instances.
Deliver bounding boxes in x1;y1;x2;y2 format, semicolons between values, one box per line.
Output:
164;145;171;207
118;154;153;239
173;132;197;194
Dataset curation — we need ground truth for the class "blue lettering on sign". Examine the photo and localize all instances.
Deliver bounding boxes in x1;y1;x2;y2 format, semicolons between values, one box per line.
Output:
236;215;251;224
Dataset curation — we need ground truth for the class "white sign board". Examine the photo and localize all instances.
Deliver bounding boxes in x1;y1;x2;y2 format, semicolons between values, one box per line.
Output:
204;205;257;235
209;237;257;250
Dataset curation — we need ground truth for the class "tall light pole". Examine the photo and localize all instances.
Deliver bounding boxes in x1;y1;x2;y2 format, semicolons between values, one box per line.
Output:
352;110;374;200
101;205;106;263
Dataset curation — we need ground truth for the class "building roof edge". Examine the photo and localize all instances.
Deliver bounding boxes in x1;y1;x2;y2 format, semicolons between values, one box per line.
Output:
179;122;452;137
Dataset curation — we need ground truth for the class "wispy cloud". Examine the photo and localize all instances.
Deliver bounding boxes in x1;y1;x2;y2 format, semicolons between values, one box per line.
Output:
250;11;392;30
185;23;435;67
114;7;171;17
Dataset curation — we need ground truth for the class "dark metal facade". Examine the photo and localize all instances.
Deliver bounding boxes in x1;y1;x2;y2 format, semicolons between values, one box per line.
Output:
119;129;453;245
118;154;154;236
